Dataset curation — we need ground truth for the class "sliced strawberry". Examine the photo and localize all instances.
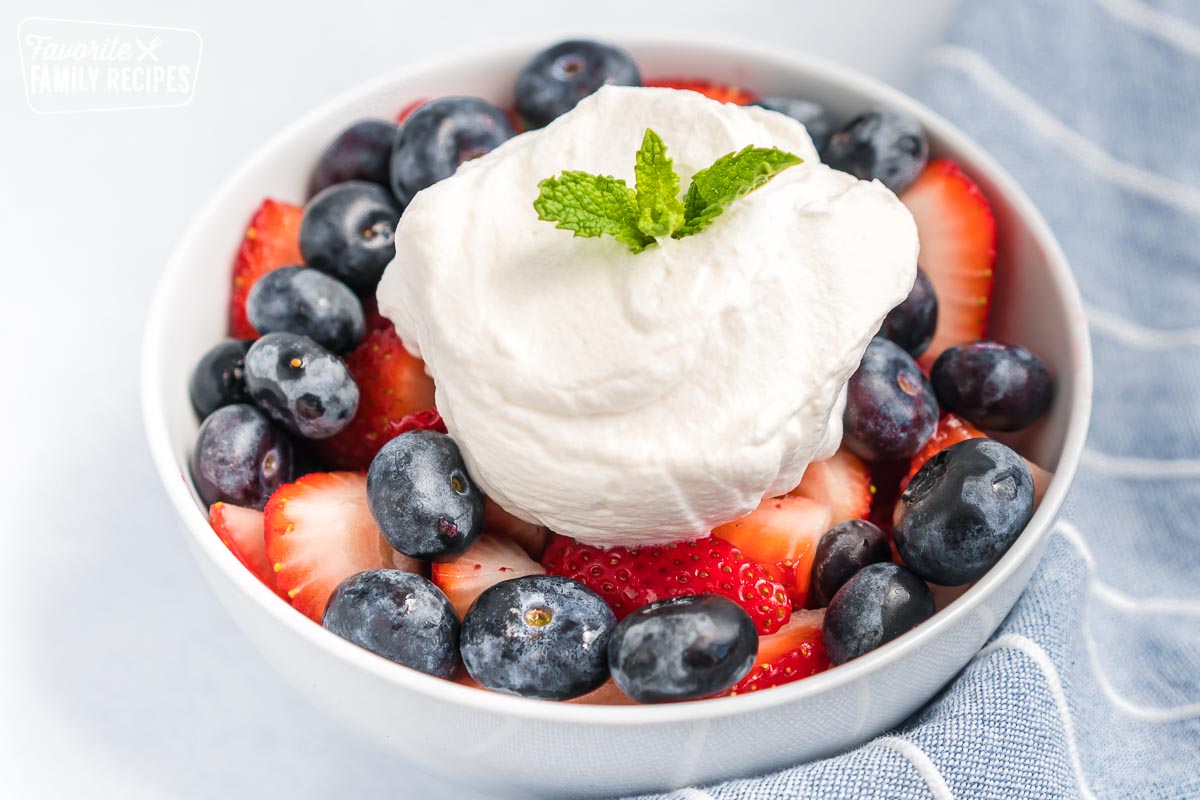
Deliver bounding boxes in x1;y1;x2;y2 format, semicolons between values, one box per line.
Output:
712;495;833;607
263;472;422;621
791;447;874;524
396;98;428;124
900;159;997;367
229;199;304;339
315;328;438;470
902;413;1054;504
903;414;986;490
484;499;550;559
359;295;395;334
644;78;756;105
209;502;284;597
724;609;829;696
568;679;638;706
866;460;909;537
542;535;791;635
431;534;545;619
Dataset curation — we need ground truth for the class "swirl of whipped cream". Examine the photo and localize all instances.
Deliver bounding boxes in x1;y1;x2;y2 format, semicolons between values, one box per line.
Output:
377;86;918;546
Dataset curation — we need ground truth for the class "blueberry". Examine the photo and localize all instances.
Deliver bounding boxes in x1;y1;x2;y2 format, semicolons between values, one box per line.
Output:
460;575;615;700
310;119;400;197
823;562;933;665
893;438;1034;586
930;342;1053;432
823;109;929;194
189;339;253;419
243;333;359;440
246;266;365;353
300;181;401;294
881;267;938;358
754;96;835;152
843;337;939;462
514;40;641;129
390;97;515;207
323;569;461;679
607;594;757;703
190;404;292;510
809;519;892;608
366;430;485;560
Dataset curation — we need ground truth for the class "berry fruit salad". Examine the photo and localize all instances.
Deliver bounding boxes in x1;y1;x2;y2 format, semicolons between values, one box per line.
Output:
189;39;1055;705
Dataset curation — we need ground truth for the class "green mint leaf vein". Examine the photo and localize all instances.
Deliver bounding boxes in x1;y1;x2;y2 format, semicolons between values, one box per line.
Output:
533;171;651;253
533;128;802;253
633;128;686;239
676;145;803;237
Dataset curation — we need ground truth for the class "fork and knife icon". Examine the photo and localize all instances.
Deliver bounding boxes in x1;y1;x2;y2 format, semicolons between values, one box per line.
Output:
135;35;161;62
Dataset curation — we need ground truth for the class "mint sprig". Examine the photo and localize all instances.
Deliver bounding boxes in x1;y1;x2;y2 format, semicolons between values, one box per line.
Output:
534;128;802;253
633;129;686;239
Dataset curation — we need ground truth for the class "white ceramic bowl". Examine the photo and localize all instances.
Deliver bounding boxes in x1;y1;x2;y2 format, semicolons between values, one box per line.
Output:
142;33;1092;799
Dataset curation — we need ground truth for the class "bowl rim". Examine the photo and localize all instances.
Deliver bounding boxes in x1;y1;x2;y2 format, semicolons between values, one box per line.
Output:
141;29;1093;727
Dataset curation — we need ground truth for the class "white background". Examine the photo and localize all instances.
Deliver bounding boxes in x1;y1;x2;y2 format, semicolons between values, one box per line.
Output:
2;1;956;797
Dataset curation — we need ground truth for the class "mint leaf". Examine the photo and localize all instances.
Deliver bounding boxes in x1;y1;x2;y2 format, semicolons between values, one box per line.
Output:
534;171;652;253
675;146;802;237
532;129;802;253
633;128;686;239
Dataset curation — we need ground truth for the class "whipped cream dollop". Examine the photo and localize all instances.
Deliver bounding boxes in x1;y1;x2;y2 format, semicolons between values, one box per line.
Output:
378;86;918;546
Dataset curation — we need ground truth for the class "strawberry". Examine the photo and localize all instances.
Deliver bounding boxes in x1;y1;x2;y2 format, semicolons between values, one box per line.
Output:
209;502;284;597
903;413;986;490
568;679;637;706
263;472;422;621
484;499;550;559
229;199;304;339
396;98;428;124
541;535;791;635
791;447;874;524
712;495;832;607
359;295;395;334
644;78;756;105
724;609;829;696
859;465;907;534
902;413;1053;504
431;534;545;618
315;328;438;470
900;159;997;367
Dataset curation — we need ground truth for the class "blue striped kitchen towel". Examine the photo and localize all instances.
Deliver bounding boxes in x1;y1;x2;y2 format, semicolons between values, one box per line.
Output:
632;0;1200;797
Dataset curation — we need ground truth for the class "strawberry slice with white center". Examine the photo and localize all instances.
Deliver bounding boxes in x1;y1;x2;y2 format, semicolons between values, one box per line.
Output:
432;534;545;619
790;447;874;524
712;495;833;607
900;159;997;368
209;502;285;598
264;472;423;621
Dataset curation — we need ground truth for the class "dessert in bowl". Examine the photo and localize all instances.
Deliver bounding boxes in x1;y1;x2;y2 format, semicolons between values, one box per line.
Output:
142;34;1091;797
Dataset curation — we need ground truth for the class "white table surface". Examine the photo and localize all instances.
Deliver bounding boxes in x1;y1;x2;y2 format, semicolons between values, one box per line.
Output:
2;1;956;796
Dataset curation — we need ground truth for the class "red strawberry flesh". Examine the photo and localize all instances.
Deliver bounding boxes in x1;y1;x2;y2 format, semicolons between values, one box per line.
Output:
315;328;438;470
263;472;421;621
791;447;874;524
209;502;283;597
724;609;829;695
900;159;997;367
712;495;833;608
903;413;1053;504
432;534;545;619
644;78;756;105
542;535;791;635
229;199;303;339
